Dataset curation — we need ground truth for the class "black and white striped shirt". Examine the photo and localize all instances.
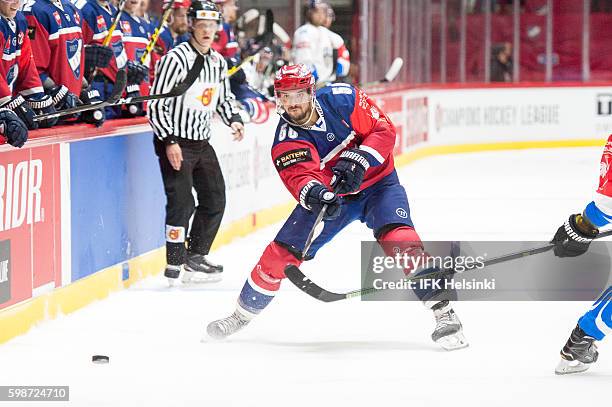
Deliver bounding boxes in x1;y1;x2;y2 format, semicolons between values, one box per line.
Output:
148;41;242;143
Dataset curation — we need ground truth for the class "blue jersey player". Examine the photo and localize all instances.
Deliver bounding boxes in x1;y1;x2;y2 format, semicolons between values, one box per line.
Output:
206;64;469;351
552;135;612;374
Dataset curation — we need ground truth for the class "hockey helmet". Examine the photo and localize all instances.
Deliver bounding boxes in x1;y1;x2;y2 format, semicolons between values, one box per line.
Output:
164;0;191;9
274;64;315;94
188;0;222;22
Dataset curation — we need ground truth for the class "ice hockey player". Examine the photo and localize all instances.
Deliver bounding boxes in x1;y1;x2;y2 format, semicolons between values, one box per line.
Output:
148;0;244;285
0;0;57;129
292;0;334;87
0;108;28;147
78;0;147;119
211;0;238;58
551;135;612;374
119;0;152;117
207;64;469;351
22;0;108;126
156;0;191;56
321;3;350;82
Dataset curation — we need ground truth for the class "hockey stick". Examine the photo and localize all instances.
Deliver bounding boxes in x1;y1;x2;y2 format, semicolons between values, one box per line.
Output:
87;0;128;84
285;229;612;303
140;0;175;64
227;9;274;78
35;55;203;121
34;69;127;122
360;57;404;88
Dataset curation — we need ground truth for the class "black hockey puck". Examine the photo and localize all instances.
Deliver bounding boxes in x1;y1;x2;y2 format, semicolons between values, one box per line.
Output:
92;355;109;364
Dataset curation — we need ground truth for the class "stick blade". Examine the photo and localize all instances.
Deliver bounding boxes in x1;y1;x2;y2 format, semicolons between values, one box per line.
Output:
384;57;404;83
109;69;128;102
284;265;345;303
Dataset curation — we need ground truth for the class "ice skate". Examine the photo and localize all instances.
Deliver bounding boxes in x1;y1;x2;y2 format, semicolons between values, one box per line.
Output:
182;253;223;283
431;301;469;351
555;325;598;375
207;309;252;340
164;265;182;287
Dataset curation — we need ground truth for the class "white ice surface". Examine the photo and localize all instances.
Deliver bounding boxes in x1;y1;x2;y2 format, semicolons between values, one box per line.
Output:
0;148;610;407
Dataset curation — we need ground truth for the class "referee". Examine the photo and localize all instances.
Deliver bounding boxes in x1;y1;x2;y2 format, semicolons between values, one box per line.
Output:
148;0;245;285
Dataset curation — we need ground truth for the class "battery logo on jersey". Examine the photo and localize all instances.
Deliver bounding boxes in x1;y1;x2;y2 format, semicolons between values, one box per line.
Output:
53;11;62;28
97;15;106;31
274;148;312;171
197;88;215;106
121;21;132;35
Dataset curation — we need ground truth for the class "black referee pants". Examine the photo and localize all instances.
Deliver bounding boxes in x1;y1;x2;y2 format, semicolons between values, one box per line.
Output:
155;138;226;266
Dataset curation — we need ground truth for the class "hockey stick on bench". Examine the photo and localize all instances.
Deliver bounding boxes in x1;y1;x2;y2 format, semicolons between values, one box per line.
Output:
34;69;127;122
34;55;204;121
285;229;612;303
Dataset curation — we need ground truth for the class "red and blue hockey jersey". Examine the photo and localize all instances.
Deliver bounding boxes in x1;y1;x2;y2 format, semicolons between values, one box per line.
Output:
271;83;396;201
76;0;127;82
212;22;238;58
0;12;44;106
22;0;85;95
120;12;151;96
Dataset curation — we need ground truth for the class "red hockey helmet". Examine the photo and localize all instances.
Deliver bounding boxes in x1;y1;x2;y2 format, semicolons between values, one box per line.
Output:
164;0;191;9
274;64;315;94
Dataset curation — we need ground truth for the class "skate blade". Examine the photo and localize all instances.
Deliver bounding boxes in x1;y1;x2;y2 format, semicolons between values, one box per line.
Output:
167;278;178;287
555;358;591;375
435;331;469;351
182;271;223;284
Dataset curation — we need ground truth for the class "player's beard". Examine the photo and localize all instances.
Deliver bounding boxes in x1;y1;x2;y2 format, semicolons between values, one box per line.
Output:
287;105;311;124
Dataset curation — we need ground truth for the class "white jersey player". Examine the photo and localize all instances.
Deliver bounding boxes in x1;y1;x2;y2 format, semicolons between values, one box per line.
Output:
322;3;350;80
292;1;334;86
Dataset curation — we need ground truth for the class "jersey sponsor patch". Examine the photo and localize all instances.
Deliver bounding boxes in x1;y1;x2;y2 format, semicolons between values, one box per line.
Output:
121;20;132;35
274;148;312;171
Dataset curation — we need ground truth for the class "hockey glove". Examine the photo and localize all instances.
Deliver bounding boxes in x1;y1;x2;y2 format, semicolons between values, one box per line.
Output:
47;85;81;121
126;61;148;85
331;148;371;194
79;87;106;127
301;182;341;220
25;94;58;128
122;84;144;117
551;214;599;257
2;95;38;130
84;44;113;77
0;109;28;148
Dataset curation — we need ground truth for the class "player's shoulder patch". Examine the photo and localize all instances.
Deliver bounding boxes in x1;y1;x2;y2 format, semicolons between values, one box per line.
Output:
316;84;356;118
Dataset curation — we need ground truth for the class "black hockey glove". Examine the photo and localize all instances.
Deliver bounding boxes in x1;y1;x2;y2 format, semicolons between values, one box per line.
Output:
551;214;599;257
301;182;341;220
84;44;113;76
331;148;371;194
122;84;144;117
47;85;81;121
2;95;38;130
25;94;58;128
79;87;106;127
0;108;28;148
126;61;148;85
